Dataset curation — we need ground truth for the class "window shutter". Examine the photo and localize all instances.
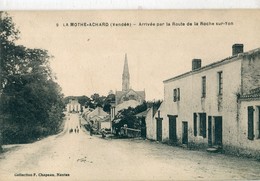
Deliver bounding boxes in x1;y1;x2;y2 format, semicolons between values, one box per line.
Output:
248;106;254;140
193;113;197;136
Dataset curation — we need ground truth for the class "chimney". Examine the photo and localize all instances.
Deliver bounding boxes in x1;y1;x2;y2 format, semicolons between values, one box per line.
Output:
192;59;201;71
232;44;244;56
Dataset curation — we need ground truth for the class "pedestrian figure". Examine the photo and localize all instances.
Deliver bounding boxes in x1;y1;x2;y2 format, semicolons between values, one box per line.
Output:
77;128;79;133
74;128;76;133
101;129;106;138
90;127;93;136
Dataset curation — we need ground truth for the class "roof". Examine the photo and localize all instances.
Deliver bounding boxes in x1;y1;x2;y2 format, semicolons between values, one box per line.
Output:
163;47;260;83
88;107;108;117
135;109;150;117
115;88;145;105
90;115;110;122
112;118;121;123
240;87;260;101
240;94;260;101
115;100;141;112
123;53;129;76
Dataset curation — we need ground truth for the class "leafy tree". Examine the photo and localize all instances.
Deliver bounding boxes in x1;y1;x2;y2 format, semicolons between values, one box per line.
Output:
103;104;111;113
103;93;115;113
78;95;91;107
64;93;115;113
112;101;149;132
90;93;106;107
0;12;65;144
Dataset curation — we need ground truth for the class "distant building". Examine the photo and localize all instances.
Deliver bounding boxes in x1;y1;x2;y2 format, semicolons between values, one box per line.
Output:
67;99;80;113
111;54;145;120
86;106;110;130
87;107;109;122
146;44;260;157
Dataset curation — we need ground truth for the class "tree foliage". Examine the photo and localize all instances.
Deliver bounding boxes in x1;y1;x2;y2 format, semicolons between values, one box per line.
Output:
64;93;115;112
112;100;162;132
0;12;65;144
113;101;148;130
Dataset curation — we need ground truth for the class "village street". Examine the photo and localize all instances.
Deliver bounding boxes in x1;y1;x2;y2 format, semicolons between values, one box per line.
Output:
0;113;260;181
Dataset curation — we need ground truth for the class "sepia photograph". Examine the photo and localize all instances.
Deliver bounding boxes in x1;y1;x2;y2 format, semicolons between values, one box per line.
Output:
0;10;260;180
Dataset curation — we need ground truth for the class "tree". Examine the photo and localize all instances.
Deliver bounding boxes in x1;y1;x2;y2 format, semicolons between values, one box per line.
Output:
103;93;115;113
112;101;148;132
90;93;104;107
78;95;91;107
0;12;65;144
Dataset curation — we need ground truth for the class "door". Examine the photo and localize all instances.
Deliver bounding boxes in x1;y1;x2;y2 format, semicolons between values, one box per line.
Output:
208;116;212;147
214;116;222;146
182;122;188;144
156;118;162;141
168;115;177;143
141;118;146;138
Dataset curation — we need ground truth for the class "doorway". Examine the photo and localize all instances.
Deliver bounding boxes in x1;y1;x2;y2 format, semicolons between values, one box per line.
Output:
214;116;222;146
168;115;177;143
182;121;188;144
208;116;212;147
156;118;162;141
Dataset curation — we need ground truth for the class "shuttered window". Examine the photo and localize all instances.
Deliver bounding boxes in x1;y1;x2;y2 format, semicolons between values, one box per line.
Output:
173;88;180;102
218;71;223;95
193;113;197;136
173;89;177;102
202;76;206;97
258;107;260;139
199;113;206;138
248;106;254;140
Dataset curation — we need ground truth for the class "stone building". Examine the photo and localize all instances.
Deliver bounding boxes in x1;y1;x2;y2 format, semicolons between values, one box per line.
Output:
111;54;145;120
146;44;260;157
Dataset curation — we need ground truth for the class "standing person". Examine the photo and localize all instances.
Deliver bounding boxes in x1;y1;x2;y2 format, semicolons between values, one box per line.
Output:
101;129;106;138
90;126;93;136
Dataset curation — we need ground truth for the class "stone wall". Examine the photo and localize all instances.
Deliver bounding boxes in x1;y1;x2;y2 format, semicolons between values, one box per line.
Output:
241;50;260;95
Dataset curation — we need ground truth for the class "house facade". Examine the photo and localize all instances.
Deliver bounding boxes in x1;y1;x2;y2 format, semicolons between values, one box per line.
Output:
66;98;81;113
146;44;260;157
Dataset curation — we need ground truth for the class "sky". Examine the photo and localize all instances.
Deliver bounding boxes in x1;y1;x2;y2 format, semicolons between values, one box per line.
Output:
8;10;260;100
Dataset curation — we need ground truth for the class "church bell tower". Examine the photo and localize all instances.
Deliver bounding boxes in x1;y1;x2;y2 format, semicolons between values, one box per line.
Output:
122;53;130;91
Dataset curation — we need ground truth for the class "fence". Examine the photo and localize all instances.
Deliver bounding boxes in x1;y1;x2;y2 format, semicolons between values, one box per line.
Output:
120;127;141;138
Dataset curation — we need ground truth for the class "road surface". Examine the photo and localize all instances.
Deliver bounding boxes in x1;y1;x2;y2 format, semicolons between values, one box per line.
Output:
0;113;260;180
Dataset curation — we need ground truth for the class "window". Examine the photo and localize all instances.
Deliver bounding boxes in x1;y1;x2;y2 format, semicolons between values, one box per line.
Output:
202;76;206;97
173;88;180;102
218;71;223;95
248;106;254;140
193;113;197;136
173;89;177;102
258;106;260;139
199;113;206;138
177;88;180;101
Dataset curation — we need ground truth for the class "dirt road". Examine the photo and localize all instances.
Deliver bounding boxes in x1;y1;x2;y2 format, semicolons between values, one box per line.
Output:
0;113;260;180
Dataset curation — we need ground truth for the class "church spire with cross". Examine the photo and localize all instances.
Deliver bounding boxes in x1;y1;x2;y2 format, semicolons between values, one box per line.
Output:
122;53;130;91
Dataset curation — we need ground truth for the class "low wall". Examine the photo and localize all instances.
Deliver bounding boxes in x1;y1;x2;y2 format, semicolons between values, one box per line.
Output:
120;128;141;138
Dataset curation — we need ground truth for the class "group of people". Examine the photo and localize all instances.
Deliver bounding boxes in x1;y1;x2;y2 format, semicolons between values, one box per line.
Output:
69;126;80;134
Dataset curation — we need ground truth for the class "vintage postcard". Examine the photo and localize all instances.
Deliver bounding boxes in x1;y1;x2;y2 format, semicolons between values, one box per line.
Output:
0;10;260;180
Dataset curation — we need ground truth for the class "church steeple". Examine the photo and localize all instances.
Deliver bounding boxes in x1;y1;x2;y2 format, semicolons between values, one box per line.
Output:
122;53;130;91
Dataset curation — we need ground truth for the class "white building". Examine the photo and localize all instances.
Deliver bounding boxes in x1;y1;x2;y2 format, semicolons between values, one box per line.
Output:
146;44;260;157
67;99;80;113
